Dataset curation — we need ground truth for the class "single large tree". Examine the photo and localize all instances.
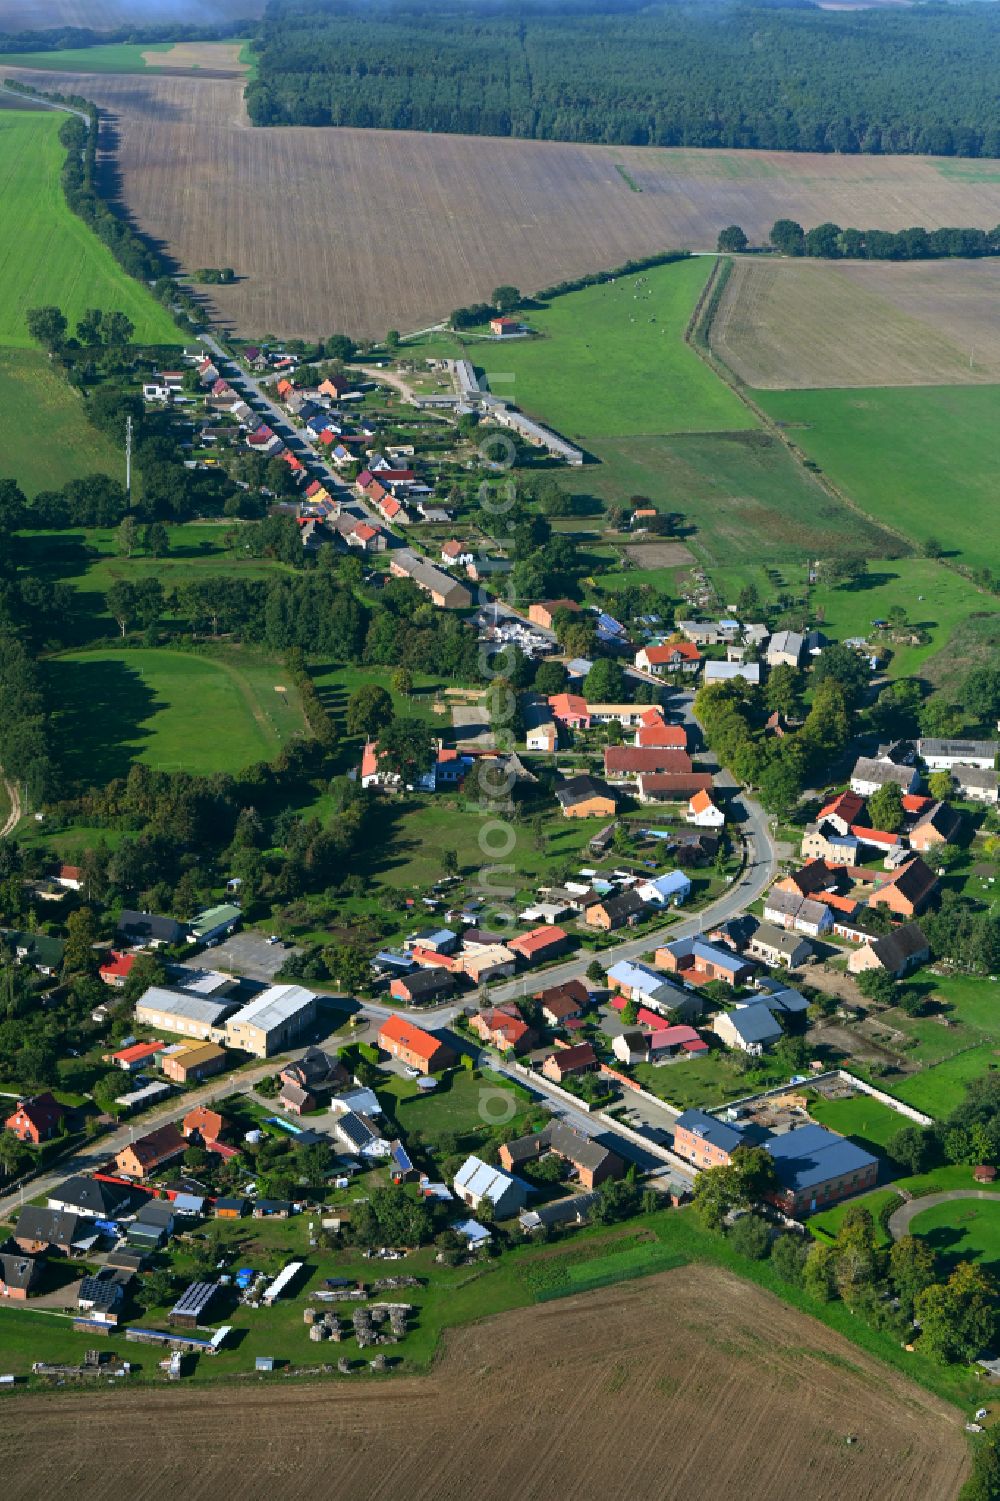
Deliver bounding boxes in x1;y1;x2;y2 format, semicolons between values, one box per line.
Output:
26;305;67;350
346;683;394;739
717;224;748;253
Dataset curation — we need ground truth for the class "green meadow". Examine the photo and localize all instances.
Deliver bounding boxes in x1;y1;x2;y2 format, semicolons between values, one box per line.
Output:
0;43;172;72
476;258;752;439
46;646;305;784
0;349;121;494
908;1197;1000;1272
0;111;179;350
755;384;1000;574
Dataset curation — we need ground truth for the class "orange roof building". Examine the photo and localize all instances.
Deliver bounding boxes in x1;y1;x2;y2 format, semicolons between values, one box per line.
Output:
377;1015;455;1075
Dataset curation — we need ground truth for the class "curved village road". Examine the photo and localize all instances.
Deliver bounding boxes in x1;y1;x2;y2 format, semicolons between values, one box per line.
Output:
0;775;21;839
887;1189;1000;1241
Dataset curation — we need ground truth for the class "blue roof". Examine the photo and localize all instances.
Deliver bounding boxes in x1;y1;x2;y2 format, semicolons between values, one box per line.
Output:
606;958;661;991
727;1006;783;1043
392;1142;413;1173
675;1109;746;1154
646;870;691;897
765;1125;877;1193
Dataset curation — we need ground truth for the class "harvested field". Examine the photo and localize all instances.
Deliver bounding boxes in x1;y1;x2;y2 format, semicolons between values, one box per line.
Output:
0;1265;968;1501
140;42;249;72
9;66;1000;339
712;257;1000;389
622;541;696;567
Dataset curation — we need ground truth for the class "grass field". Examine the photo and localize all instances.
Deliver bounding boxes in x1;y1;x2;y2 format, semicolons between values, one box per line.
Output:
807;1094;904;1153
756;384;1000;573
572;430;902;566
0;110;179;351
383;1067;535;1149
0;349;122;494
908;1197;1000;1272
46;645;305;784
0;42;172;71
712;257;1000;389
888;1044;1000;1118
474;259;752;439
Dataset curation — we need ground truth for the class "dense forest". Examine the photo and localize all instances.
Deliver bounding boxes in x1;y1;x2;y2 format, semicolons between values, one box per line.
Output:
246;0;1000;158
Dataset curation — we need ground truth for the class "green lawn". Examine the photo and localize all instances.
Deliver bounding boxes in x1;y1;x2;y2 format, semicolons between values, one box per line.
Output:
908;1197;1000;1272
888;1044;1000;1119
807;1093;904;1153
630;1050;788;1110
0;349;122;494
46;645;306;784
806;559;993;679
383;1067;535;1147
755;384;1000;574
810;1187;902;1247
0;42;173;71
475;259;753;440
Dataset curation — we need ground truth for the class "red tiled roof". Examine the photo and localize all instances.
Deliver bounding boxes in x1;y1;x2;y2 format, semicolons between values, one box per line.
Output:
819;790;865;823
99;951;137;981
850;825;902;847
548;693;589;721
636;722;687;748
605;747;693;775
644;640;701;664
378;1014;446;1062
509;925;567;957
113;1041;166;1066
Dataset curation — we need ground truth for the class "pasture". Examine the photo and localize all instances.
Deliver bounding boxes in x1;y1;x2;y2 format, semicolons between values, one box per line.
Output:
807;1094;904;1153
887;1044;1000;1119
0;349;121;493
0;110;178;350
0;39;250;73
476;258;752;438
575;431;902;566
756;383;1000;573
0;1263;968;1500
711;257;1000;389
46;645;305;784
9;65;1000;340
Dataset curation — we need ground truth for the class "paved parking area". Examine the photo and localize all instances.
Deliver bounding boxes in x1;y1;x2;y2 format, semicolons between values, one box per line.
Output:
194;932;299;982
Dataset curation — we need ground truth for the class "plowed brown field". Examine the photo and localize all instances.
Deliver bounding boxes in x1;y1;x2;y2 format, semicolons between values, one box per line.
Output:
0;1266;969;1501
712;256;1000;388
9;66;1000;341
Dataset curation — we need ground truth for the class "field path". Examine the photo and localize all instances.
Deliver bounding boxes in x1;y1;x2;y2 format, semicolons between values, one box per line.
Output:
0;774;20;838
888;1188;1000;1240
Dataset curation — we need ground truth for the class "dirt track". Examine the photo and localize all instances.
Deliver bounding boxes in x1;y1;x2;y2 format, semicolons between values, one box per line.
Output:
0;1265;969;1501
10;65;1000;339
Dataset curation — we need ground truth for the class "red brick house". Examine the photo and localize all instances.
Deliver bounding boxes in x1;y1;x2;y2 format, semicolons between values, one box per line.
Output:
182;1106;227;1145
469;1005;536;1055
98;950;137;988
507;926;570;966
541;1043;598;1083
115;1123;186;1180
868;857;939;917
377;1014;455;1075
5;1092;65;1144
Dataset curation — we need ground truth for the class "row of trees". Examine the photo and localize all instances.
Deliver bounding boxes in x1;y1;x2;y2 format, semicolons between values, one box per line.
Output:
724;220;1000;261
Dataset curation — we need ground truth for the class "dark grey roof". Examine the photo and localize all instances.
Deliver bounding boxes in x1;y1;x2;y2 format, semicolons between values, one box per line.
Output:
520;1193;598;1229
543;1120;621;1174
0;1250;42;1292
13;1205;93;1250
589;888;647;921
117;909;185;944
336;1111;379;1150
765;1124;877;1193
675;1109;748;1153
51;1175;133;1218
396;967;455;997
869;922;929;971
79;1272;123;1310
556;775;616;809
135;1200;175;1227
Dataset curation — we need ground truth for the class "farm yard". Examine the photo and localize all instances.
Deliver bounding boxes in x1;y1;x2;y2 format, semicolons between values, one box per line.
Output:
9;63;1000;340
0;109;178;350
0;1265;969;1501
711;257;1000;390
756;384;1000;573
45;645;306;784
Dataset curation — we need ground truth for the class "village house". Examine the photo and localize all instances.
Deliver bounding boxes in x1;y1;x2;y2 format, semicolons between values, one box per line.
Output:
603;746;693;782
12;1206;96;1257
634;641;702;676
115;1123;186;1180
748;922;813;969
634;711;687;749
673;1110;759;1168
0;1250;42;1301
390;967;457;1004
713;1004;783;1054
850;756;921;798
182;1105;227;1147
459;944;517;984
117;910;186;949
954;765;999;804
500;1120;623;1189
278;1047;349;1112
441;539;474;568
908;800;963;852
524;697;558;753
649;1022;708;1057
508;925;571;965
541;1042;599;1083
555;775;617;819
377;1014;455;1074
162;1041;227;1085
5;1092;65;1144
800;822;861;866
687;789;725;827
48;1175;133;1220
0;929;65;975
454;1156;528;1218
635;772;715;804
867;857;939;918
539;987;587;1029
548;692;591;730
584;888;648;931
528;599;581;632
636;870;692;907
763;888;833;938
655;936;755;987
704;661;760;686
469;1004;536;1054
847;922;930;978
612;1028;649;1065
388;553;472;609
765;630;805;668
818;790;867;835
98;950;137;988
919;738;998;771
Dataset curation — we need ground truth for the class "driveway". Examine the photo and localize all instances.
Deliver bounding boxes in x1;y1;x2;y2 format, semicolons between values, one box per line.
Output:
887;1189;999;1241
193;932;297;982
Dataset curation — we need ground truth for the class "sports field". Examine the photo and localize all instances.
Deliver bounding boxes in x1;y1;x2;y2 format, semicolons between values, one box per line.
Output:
0;110;179;350
756;384;1000;573
0;348;121;493
46;646;305;784
477;259;752;438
